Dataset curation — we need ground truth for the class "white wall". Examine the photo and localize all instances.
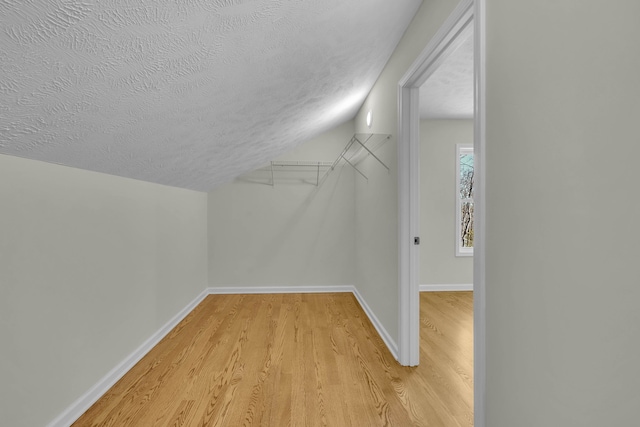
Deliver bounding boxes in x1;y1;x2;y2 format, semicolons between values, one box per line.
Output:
353;0;462;346
208;121;356;287
0;154;208;427
420;119;473;285
485;0;640;425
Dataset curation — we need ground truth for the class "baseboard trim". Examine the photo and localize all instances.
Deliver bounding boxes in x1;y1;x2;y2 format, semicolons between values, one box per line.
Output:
351;287;399;360
49;284;398;426
419;283;473;292
46;288;210;427
206;285;354;294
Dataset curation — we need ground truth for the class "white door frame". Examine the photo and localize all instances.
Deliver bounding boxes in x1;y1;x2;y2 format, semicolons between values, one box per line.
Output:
397;0;485;425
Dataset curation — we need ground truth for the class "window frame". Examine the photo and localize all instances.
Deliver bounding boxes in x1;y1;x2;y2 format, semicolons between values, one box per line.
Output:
456;144;474;257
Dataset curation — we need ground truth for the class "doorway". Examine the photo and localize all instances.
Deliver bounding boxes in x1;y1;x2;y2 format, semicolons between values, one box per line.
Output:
397;0;486;424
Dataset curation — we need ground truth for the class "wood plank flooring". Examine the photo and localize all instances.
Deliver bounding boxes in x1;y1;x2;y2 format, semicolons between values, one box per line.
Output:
73;292;473;426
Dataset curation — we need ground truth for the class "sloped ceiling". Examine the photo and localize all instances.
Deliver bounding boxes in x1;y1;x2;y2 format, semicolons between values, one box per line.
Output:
0;0;422;191
420;31;473;119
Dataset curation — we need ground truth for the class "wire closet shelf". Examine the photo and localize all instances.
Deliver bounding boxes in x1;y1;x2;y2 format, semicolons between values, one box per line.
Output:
263;133;391;187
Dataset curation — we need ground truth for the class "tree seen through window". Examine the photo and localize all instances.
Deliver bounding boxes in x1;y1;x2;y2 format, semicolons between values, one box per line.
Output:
457;146;474;255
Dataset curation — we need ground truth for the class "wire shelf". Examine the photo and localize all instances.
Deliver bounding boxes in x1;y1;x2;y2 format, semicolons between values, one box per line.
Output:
241;134;391;186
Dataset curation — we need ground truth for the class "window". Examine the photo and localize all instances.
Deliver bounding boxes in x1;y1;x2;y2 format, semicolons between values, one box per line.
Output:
456;144;474;256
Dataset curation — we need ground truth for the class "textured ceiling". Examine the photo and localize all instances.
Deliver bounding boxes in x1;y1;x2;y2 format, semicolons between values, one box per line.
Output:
0;0;422;191
420;31;474;119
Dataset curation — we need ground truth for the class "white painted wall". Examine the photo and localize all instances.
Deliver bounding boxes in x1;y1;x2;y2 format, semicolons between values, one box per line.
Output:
354;0;461;346
485;0;640;425
420;119;473;285
0;154;208;427
208;121;356;287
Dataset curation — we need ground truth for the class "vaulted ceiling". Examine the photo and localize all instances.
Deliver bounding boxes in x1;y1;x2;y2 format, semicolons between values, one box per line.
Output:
0;0;422;191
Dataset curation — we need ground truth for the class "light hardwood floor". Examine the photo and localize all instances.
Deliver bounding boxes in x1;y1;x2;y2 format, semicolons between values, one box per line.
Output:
73;292;473;426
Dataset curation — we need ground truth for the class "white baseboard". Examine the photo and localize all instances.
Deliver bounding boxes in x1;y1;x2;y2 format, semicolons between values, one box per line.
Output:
351;287;399;361
46;288;210;427
419;283;473;292
48;284;398;426
207;285;354;294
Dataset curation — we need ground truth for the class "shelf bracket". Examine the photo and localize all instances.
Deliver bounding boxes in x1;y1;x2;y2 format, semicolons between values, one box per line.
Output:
270;162;275;186
353;136;390;172
341;154;368;181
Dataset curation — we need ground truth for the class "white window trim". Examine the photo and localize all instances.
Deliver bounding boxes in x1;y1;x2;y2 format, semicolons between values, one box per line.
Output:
456;144;474;257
